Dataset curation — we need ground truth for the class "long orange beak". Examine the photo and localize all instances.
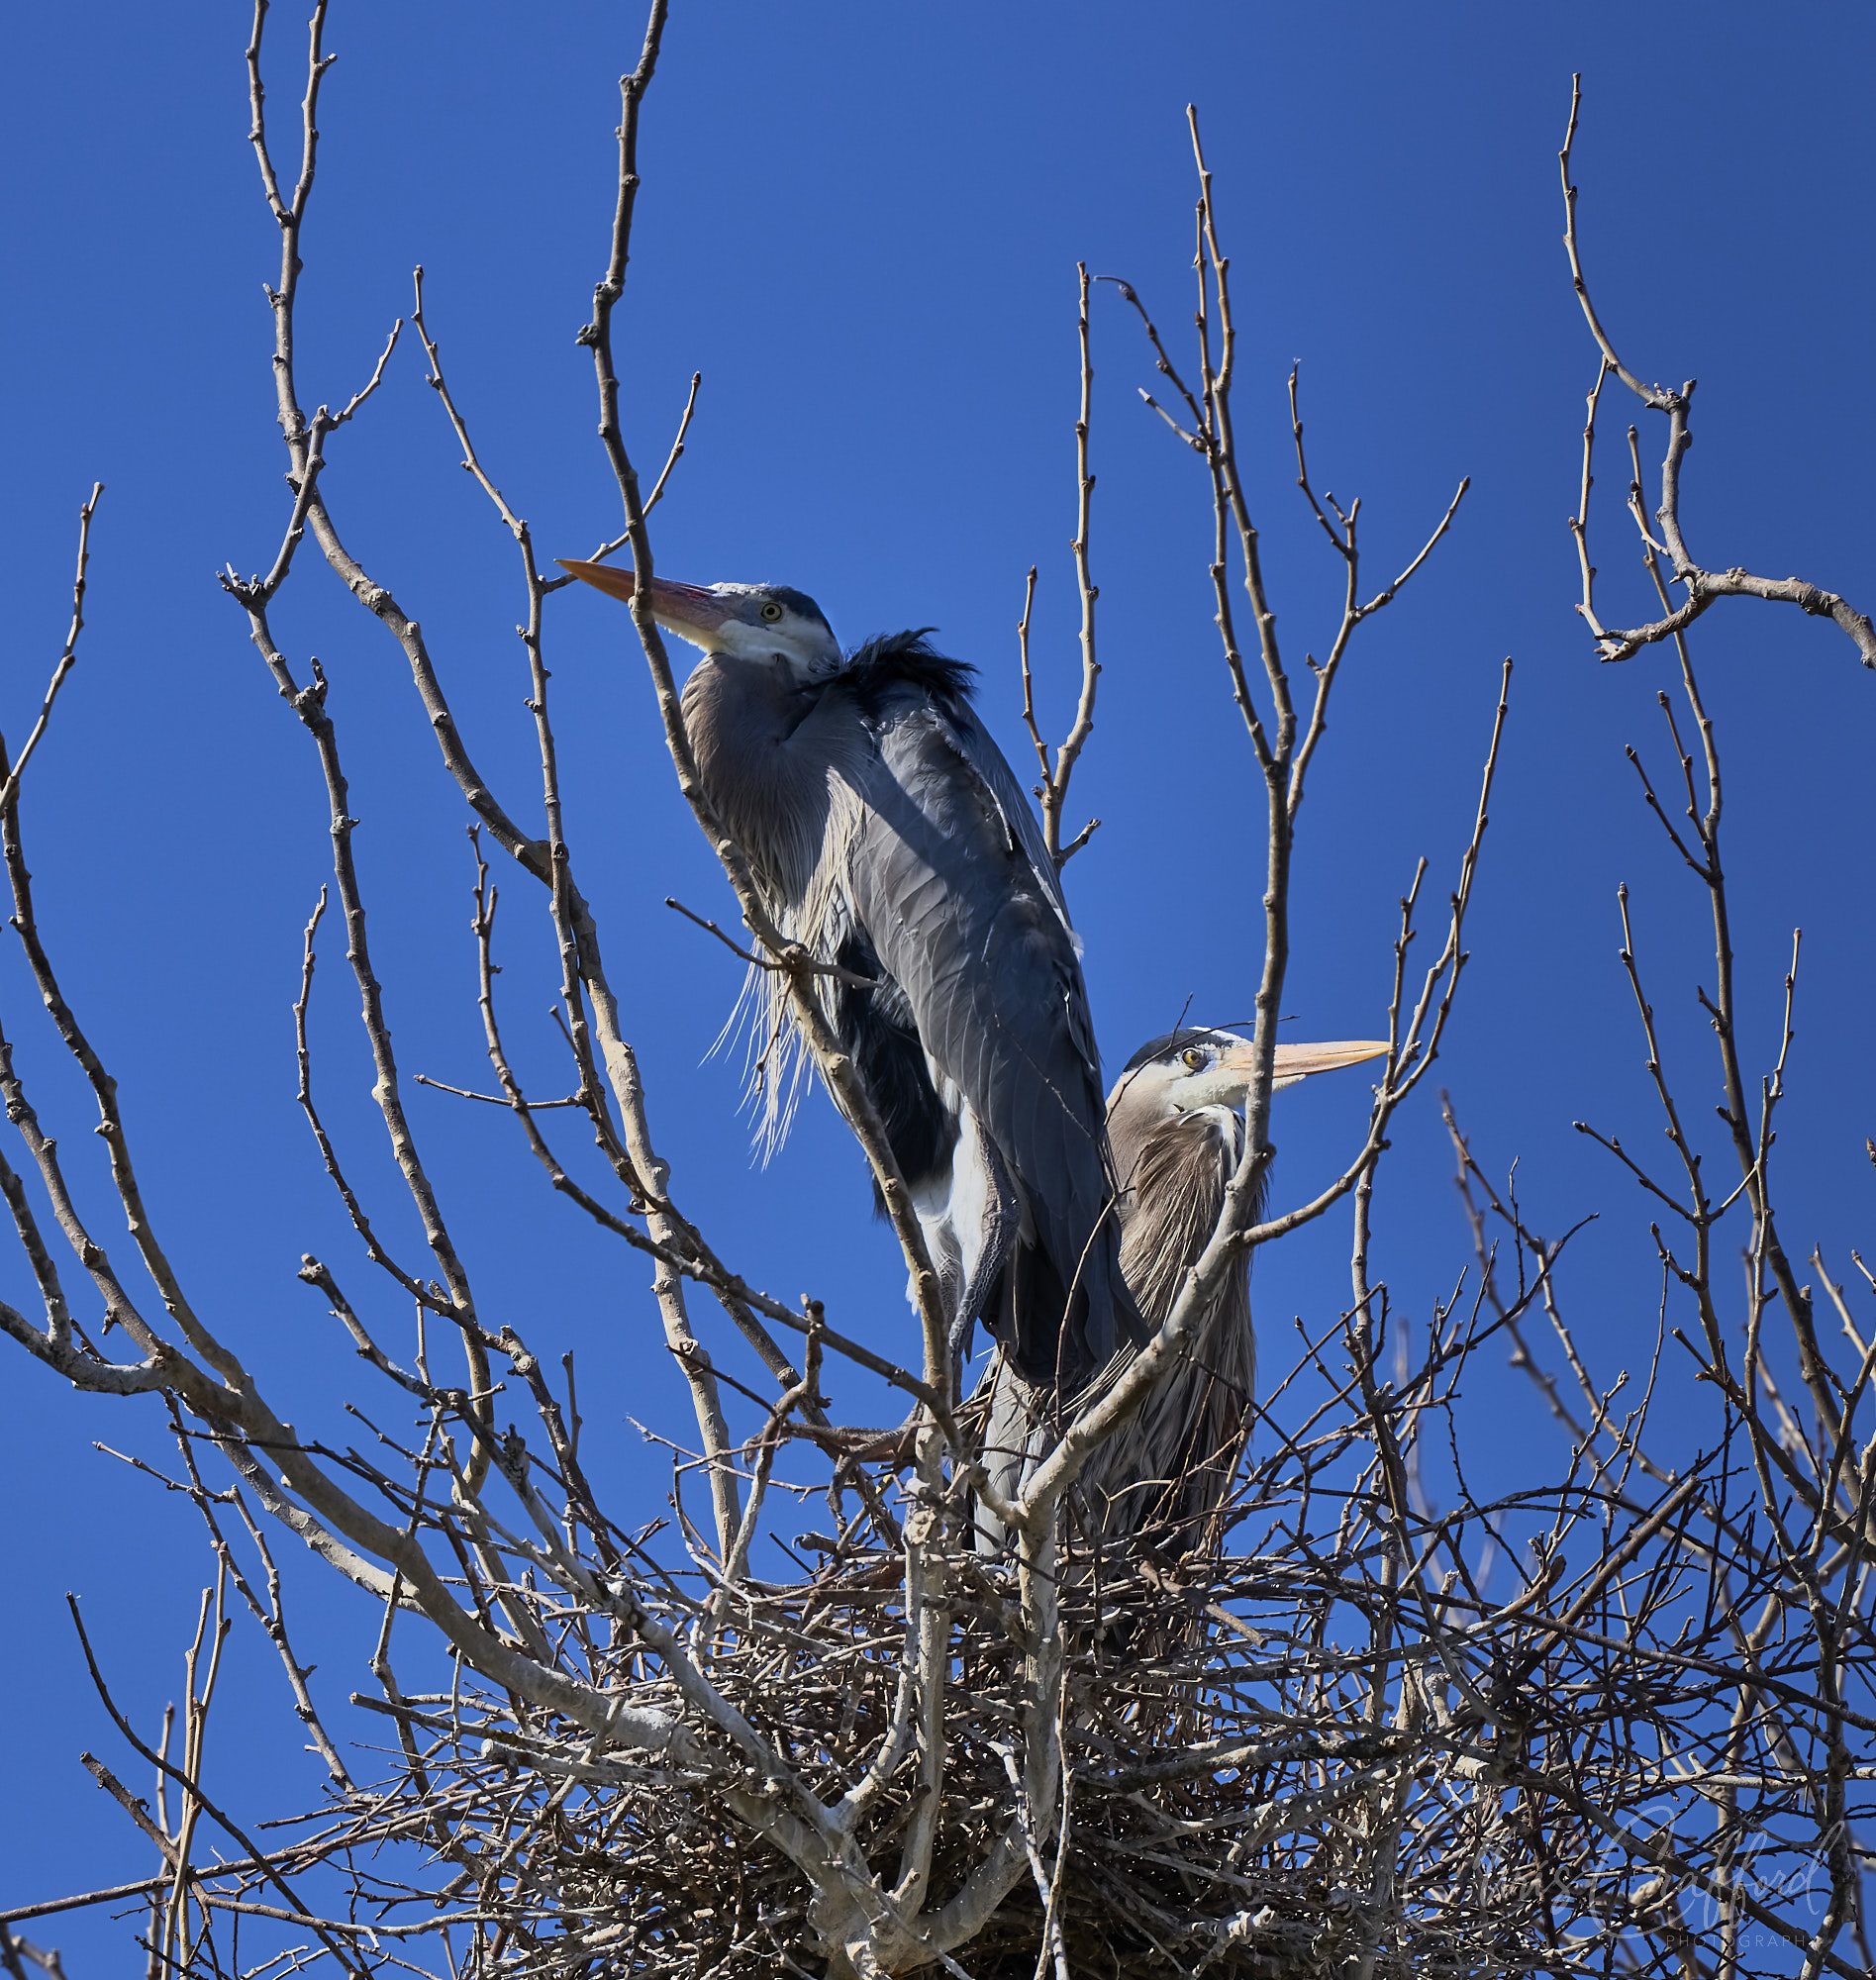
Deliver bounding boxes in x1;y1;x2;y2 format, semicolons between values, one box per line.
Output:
1214;1036;1391;1089
556;560;736;642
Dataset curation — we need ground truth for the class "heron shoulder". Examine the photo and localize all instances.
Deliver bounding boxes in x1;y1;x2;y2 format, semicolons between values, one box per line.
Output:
838;639;1075;947
839;630;976;720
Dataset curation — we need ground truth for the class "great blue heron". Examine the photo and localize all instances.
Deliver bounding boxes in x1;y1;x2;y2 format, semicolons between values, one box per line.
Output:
980;1027;1386;1551
561;561;1142;1391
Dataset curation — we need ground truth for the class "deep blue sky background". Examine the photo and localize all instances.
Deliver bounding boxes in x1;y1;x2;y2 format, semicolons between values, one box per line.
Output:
4;3;1873;1958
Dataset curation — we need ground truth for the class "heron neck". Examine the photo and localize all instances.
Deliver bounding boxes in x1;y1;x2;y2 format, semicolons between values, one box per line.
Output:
681;654;834;897
1113;1107;1260;1327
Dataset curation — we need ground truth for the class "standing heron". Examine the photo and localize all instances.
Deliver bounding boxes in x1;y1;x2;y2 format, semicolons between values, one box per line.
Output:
561;560;1142;1393
980;1027;1386;1551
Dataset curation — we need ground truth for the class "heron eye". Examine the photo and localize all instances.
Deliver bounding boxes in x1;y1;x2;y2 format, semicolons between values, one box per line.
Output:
759;602;784;623
1181;1046;1207;1071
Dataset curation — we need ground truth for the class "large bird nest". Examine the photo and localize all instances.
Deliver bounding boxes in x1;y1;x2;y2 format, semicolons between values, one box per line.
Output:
208;1372;1863;1980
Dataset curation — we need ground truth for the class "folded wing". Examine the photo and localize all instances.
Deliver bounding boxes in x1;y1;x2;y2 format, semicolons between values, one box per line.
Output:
836;653;1141;1384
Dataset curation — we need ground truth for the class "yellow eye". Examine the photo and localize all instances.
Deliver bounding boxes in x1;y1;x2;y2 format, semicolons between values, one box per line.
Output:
1181;1046;1207;1071
760;601;784;623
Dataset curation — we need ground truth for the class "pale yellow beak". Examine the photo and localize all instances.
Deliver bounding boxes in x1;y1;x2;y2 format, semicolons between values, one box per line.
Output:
1213;1036;1391;1090
556;560;737;641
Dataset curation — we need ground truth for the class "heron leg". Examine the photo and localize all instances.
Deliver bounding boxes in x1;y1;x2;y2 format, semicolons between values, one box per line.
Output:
906;1110;1017;1382
907;1174;964;1343
971;1348;1052;1555
945;1112;1016;1367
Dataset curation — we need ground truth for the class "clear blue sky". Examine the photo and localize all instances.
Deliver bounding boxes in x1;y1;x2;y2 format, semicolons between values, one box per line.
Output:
3;2;1873;1955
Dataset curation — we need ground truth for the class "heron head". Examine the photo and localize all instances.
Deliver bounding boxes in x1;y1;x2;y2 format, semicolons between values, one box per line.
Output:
557;561;842;683
1110;1027;1390;1122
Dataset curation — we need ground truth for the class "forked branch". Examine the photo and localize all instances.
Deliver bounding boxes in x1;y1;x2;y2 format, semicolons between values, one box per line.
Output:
1561;75;1876;669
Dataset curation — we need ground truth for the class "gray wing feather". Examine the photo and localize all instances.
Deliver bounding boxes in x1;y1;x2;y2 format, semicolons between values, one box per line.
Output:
839;687;1137;1381
943;699;1073;932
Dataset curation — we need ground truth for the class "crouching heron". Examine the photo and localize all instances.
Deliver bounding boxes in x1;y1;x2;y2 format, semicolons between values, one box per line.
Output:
979;1027;1387;1551
560;560;1143;1393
